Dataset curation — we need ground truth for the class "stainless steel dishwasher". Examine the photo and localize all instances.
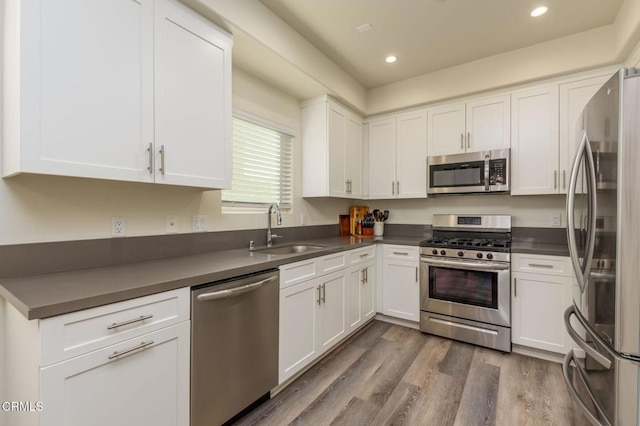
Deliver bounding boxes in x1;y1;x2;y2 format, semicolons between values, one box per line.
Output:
191;269;279;426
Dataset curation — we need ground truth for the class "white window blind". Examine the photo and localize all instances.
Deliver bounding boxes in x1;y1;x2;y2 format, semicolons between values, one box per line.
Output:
222;117;293;209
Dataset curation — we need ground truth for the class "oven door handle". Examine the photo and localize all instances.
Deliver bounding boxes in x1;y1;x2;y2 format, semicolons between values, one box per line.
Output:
421;258;510;271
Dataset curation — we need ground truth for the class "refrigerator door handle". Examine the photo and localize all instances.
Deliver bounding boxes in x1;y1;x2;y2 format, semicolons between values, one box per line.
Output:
566;130;597;293
564;305;612;369
562;350;613;426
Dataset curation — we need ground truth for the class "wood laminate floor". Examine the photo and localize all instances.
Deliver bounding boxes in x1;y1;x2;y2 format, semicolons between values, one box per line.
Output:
237;320;587;426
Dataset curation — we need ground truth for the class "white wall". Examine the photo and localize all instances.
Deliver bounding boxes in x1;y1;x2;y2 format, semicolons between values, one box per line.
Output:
0;64;349;245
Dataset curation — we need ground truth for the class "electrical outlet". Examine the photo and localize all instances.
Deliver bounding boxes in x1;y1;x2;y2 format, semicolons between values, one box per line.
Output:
112;217;126;237
300;213;306;226
166;216;178;233
551;213;562;227
192;215;207;232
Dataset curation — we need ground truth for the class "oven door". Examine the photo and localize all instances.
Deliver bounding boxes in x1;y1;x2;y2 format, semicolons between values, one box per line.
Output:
420;257;510;327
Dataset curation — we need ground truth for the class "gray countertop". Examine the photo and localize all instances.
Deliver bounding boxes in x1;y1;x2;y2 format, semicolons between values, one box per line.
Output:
0;233;564;320
0;236;424;320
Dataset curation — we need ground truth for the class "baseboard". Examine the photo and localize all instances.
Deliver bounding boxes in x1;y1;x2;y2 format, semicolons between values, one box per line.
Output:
512;344;566;364
374;313;419;330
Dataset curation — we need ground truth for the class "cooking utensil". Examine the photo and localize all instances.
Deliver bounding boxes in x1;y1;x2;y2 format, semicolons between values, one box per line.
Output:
383;210;389;222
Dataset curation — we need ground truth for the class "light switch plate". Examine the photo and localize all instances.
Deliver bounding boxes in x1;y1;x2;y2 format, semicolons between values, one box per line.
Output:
192;215;207;232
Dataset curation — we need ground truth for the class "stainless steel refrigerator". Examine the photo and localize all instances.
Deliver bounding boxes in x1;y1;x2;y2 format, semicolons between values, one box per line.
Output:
563;68;640;426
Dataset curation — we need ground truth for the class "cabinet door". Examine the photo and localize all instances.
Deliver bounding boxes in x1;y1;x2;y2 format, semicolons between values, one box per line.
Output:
279;279;319;383
382;259;420;321
154;0;232;189
511;85;560;195
346;266;364;333
40;322;190;426
427;103;466;156
511;272;573;354
7;0;154;182
368;117;397;199
345;113;363;198
465;95;511;152
316;271;347;354
361;261;376;322
559;75;610;194
396;110;428;198
327;102;348;197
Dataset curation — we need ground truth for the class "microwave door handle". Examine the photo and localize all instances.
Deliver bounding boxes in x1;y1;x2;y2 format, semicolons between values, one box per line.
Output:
484;154;490;191
567;131;588;293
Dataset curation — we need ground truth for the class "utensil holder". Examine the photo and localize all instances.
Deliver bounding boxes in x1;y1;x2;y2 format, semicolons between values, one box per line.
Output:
373;222;384;237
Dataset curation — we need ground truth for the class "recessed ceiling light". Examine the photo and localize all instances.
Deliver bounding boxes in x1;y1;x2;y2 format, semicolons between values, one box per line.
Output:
385;55;397;64
530;6;548;17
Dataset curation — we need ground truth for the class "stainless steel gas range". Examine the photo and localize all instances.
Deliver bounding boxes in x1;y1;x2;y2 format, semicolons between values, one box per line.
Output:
419;214;512;352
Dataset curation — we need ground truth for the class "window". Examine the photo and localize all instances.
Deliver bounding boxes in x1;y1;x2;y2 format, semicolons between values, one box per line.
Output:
222;116;293;210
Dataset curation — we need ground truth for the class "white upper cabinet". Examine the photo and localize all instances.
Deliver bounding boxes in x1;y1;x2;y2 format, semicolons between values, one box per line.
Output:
511;85;560;195
367;110;427;199
558;74;612;194
302;96;363;198
427;95;510;156
3;0;232;189
154;0;232;188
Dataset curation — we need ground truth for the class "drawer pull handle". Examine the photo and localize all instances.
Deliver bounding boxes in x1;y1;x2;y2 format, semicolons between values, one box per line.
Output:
108;340;155;360
360;253;369;258
107;314;154;330
528;263;553;268
393;252;409;256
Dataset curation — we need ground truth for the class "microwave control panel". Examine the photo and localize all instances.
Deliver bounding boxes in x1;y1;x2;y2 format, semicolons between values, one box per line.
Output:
489;159;507;185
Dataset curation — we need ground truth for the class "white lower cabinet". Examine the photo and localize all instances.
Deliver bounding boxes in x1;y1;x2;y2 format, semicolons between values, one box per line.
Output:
41;322;190;426
278;247;375;384
381;245;420;322
511;254;574;354
2;288;191;426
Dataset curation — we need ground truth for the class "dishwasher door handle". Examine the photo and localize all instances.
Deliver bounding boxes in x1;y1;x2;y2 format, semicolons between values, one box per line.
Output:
196;275;277;302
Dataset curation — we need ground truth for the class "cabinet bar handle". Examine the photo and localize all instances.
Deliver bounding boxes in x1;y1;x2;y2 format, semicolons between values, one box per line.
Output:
514;278;517;298
146;143;153;174
321;283;326;303
467;132;471;149
554;170;557;190
107;314;154;330
317;286;322;305
392;181;395;195
365;267;369;283
393;251;409;256
416;266;418;282
362;268;366;285
108;340;154;360
396;181;400;195
460;133;464;150
563;170;566;189
159;145;166;175
529;263;553;268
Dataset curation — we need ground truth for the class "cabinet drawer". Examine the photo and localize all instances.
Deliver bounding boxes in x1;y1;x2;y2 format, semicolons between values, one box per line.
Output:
511;254;572;276
349;246;376;264
318;253;346;274
280;259;318;289
383;245;419;261
40;288;190;366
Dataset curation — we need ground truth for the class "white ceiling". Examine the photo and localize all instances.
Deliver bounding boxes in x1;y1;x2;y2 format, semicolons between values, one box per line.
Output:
260;0;624;89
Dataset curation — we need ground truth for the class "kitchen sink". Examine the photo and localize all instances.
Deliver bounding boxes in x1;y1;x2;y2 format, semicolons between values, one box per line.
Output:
252;244;326;255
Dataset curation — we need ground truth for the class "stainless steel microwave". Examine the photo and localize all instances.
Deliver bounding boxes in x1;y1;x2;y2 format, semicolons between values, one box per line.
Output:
427;149;510;195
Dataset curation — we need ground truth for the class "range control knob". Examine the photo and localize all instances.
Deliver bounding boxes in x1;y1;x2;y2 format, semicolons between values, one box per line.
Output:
458;251;464;257
476;253;483;259
432;249;438;255
440;250;446;256
486;253;494;260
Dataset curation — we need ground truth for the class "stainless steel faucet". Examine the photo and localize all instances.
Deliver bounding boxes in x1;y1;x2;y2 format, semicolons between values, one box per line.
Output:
267;203;282;247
